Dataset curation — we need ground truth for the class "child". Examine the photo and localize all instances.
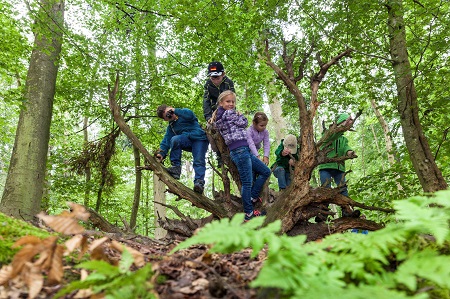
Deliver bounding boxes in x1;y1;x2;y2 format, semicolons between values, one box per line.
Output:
210;90;271;221
203;61;235;122
247;112;270;166
318;112;360;218
155;105;209;194
271;134;299;191
203;61;235;167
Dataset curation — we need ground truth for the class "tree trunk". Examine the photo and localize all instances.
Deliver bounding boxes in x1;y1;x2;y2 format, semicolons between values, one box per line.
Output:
0;0;64;220
268;80;287;143
130;145;142;230
83;116;92;206
153;173;167;239
386;0;447;192
371;99;404;190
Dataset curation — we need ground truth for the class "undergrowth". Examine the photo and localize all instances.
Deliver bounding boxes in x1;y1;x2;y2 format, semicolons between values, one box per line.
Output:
0;213;53;265
173;190;450;299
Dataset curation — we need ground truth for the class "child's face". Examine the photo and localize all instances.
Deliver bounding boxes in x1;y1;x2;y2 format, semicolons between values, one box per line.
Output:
210;74;224;85
219;94;236;110
254;120;268;132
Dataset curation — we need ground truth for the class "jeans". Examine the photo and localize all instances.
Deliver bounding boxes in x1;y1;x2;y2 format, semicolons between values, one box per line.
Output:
319;168;348;196
272;166;292;190
169;135;209;182
230;146;271;214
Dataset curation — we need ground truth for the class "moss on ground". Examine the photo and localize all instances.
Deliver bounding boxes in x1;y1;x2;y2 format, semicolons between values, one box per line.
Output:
0;213;53;265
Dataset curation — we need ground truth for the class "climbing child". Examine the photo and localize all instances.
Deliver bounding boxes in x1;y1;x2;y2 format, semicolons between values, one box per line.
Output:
247;112;270;166
271;134;299;191
210;90;271;221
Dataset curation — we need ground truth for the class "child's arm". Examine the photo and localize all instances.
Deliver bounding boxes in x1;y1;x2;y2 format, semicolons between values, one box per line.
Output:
247;127;259;157
263;130;270;163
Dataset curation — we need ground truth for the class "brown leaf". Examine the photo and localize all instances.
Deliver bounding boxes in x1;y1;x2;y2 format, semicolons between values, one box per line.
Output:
0;265;12;285
110;240;145;267
37;212;85;235
12;235;43;248
36;236;58;270
89;237;108;252
64;235;85;254
22;262;43;299
67;202;90;221
11;244;44;278
47;244;65;285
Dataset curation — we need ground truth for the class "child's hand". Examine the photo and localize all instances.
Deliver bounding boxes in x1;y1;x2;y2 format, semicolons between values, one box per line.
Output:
288;158;295;166
263;156;269;165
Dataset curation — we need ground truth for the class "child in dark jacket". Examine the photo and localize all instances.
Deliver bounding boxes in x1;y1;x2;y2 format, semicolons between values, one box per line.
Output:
203;61;235;167
210;90;271;222
271;134;299;191
203;61;235;122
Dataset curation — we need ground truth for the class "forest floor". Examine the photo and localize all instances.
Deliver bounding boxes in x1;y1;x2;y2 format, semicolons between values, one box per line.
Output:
0;230;267;299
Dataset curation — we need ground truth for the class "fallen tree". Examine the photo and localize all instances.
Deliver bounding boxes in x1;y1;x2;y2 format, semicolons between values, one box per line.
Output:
107;39;392;241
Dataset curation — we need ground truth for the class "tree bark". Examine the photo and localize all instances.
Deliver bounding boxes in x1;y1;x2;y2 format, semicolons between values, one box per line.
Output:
153;173;167;239
130;145;142;230
0;0;64;220
386;0;447;192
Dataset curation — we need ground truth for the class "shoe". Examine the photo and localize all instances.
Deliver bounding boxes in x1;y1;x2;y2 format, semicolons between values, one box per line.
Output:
342;209;361;218
193;179;205;194
244;209;266;222
251;197;262;204
165;165;181;179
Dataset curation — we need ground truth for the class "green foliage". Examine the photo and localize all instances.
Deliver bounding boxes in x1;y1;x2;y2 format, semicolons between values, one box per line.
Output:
55;249;156;299
0;213;53;264
173;190;450;299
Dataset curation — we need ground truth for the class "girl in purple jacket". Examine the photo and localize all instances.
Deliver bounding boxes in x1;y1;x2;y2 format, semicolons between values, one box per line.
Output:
210;91;271;222
247;112;270;166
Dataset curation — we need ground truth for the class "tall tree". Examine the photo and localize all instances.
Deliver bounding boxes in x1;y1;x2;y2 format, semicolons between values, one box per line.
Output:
386;0;447;192
0;0;64;220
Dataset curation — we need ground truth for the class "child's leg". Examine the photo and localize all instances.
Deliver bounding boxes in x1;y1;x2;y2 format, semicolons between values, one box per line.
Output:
273;166;288;190
191;139;209;182
169;135;191;166
250;155;271;198
229;147;253;215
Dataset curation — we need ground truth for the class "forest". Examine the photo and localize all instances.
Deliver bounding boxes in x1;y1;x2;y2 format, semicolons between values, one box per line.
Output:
0;0;449;298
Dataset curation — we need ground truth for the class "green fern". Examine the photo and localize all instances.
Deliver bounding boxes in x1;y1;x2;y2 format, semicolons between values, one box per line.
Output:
172;190;450;298
55;249;156;299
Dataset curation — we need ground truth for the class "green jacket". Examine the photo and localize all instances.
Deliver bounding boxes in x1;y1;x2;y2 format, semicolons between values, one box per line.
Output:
271;140;299;171
318;133;352;172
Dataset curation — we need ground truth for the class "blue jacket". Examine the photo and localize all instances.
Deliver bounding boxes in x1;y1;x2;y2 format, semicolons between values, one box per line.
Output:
159;108;208;157
214;106;248;151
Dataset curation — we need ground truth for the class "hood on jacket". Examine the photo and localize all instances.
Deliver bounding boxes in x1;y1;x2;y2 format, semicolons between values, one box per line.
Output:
336;113;350;125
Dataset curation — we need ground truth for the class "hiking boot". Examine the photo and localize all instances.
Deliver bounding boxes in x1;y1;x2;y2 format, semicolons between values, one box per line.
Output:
165;165;181;179
342;209;361;218
244;209;266;222
193;179;205;194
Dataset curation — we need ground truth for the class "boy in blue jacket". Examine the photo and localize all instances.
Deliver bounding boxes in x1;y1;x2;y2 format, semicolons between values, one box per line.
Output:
155;105;209;194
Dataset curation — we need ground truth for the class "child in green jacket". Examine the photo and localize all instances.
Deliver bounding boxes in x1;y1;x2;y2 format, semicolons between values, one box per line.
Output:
271;134;299;191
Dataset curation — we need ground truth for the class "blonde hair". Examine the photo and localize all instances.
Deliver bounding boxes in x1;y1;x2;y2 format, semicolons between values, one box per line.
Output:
209;90;237;123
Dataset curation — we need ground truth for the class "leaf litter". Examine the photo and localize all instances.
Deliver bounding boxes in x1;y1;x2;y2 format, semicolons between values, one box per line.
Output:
0;203;266;299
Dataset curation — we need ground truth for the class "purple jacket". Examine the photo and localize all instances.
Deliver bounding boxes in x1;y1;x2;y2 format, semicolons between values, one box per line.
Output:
247;126;270;158
214;106;248;151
